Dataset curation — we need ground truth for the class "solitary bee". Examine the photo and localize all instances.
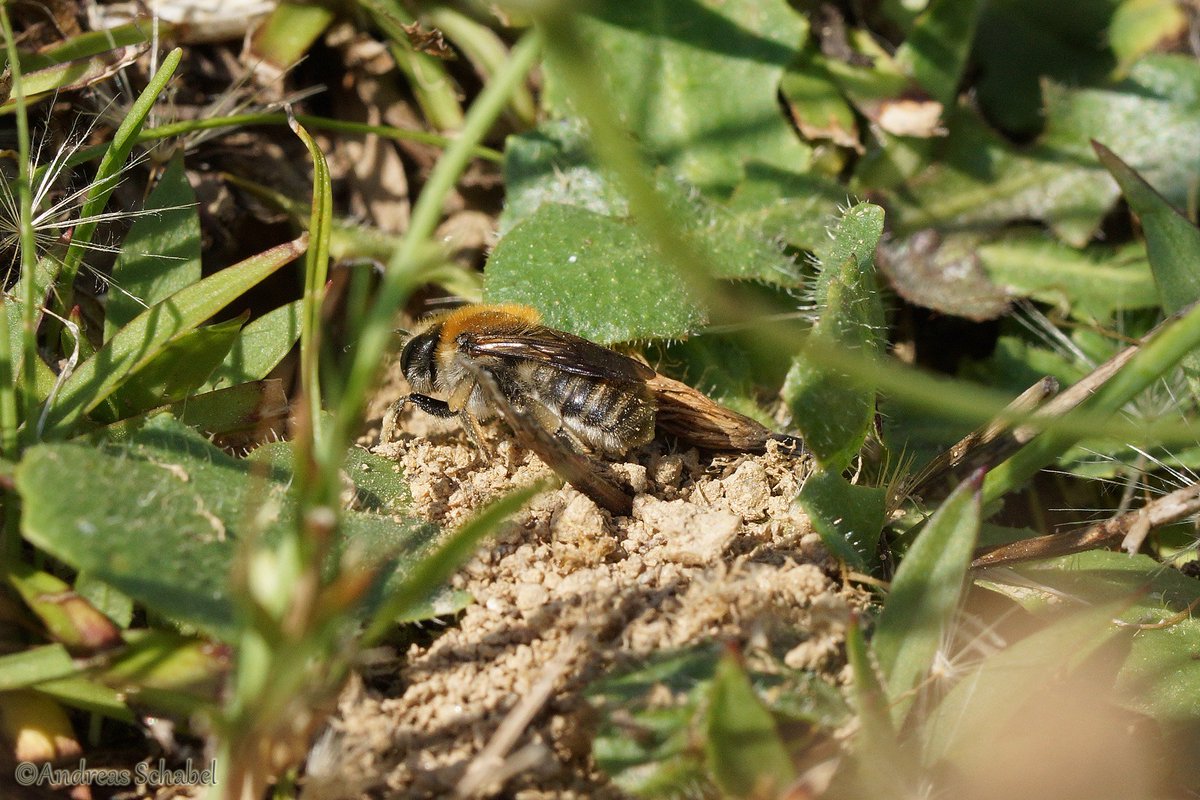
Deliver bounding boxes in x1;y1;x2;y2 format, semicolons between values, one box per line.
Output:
392;304;803;514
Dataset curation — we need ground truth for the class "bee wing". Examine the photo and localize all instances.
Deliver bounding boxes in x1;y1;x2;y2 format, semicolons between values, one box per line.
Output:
459;329;656;383
648;373;805;455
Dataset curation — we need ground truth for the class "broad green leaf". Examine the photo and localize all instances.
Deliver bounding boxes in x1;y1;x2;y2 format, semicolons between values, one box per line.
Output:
705;653;795;798
485;203;706;343
203;301;302;391
783;203;885;471
1094;142;1200;314
98;315;245;422
541;0;811;195
74;572;134;629
17;415;432;638
253;440;412;516
501;118;628;233
797;470;886;571
971;0;1119;134
978;233;1158;320
781;46;861;151
41;236;306;438
873;471;981;724
895;0;986;105
726;163;848;253
889;56;1200;247
105;154;202;339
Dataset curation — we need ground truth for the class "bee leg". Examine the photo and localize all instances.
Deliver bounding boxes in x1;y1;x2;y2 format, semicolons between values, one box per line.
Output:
404;393;457;419
459;411;493;456
382;394;456;444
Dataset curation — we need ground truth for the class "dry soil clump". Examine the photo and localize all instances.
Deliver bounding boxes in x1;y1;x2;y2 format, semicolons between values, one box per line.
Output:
314;403;865;798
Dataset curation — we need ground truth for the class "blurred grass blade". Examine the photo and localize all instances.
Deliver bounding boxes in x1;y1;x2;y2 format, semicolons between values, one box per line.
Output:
921;599;1129;770
873;469;982;725
358;0;465;131
41;236;306;438
846;617;911;796
55;48;182;315
0;43;142;110
0;645;77;691
364;484;541;643
105;153;202;339
705;650;795;798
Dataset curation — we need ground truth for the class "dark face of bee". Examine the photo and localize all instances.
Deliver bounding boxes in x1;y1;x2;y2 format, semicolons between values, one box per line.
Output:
400;326;441;392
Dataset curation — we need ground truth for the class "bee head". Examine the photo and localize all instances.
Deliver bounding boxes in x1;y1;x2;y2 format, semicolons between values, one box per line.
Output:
400;325;441;393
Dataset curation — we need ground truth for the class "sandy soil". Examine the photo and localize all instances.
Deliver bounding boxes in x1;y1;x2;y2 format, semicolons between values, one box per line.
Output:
303;369;866;799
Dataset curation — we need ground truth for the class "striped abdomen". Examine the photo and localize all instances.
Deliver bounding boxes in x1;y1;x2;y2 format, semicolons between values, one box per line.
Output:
521;362;655;456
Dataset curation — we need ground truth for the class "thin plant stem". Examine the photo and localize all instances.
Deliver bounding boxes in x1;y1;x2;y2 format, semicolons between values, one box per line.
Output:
0;5;36;449
326;31;541;467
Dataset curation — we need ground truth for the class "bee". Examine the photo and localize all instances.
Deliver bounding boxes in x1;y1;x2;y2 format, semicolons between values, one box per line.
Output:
391;304;803;514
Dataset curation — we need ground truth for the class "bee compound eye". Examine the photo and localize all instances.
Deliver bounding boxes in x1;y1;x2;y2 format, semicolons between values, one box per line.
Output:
400;330;439;389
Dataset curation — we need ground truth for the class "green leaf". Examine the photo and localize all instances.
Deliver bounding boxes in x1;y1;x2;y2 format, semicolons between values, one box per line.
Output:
41;236;306;438
96;629;228;717
781;45;861;150
783;203;885;471
541;0;811;194
705;652;795;798
34;677;132;722
1094;142;1200;315
872;470;981;724
1109;0;1188;70
203;301;302;391
971;0;1118;134
978;233;1158;320
889;56;1200;246
0;644;77;691
844;619;912;797
797;470;886;571
56;49;182;308
98;315;245;421
74;572;134;629
589;646;720;796
105;153;201;339
895;0;986;105
485;203;706;343
17;415;432;639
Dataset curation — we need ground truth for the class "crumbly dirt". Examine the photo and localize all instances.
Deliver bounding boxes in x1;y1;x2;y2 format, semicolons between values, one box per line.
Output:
310;371;867;799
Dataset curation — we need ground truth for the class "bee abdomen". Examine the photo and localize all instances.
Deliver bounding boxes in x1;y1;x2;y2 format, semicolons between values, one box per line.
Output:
531;365;655;455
